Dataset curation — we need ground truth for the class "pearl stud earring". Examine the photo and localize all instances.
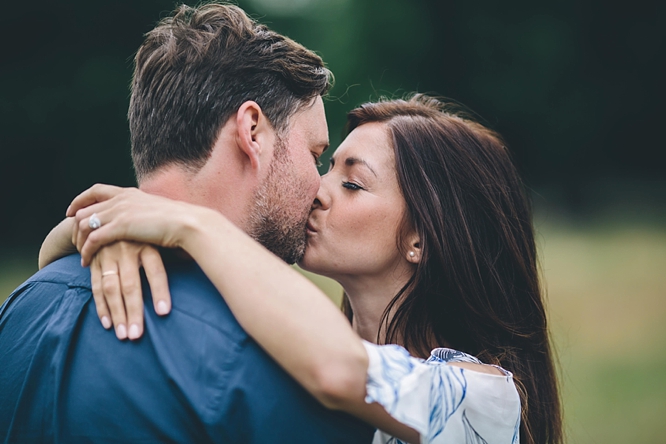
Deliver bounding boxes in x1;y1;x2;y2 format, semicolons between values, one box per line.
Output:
409;251;416;258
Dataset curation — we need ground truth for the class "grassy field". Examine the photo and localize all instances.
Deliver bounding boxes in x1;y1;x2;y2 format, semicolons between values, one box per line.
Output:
539;223;666;443
2;223;665;443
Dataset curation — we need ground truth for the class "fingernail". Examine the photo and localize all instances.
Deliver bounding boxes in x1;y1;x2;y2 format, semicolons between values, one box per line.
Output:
156;300;169;315
101;316;111;329
66;205;71;216
128;324;141;340
116;324;127;340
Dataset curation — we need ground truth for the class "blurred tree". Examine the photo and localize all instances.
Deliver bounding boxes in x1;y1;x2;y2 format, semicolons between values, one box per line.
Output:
1;0;664;247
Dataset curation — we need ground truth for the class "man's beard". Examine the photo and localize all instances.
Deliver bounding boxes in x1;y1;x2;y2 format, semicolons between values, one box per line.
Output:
247;138;311;264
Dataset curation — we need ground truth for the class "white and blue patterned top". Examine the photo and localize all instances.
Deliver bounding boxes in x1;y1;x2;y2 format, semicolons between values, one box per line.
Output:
363;341;521;444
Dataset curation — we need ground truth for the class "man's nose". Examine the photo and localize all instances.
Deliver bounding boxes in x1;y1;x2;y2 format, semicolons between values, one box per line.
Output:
308;173;321;200
312;179;331;210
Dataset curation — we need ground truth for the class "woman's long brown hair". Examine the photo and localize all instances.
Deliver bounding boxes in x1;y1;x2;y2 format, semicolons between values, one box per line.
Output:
341;94;562;444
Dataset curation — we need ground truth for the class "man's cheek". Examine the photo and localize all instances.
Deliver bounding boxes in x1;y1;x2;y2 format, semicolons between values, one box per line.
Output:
306;171;320;200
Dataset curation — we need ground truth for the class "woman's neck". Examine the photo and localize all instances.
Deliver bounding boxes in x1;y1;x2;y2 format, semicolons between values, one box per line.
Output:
339;267;413;345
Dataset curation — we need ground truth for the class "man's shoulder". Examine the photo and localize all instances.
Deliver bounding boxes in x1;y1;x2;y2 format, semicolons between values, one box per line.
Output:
1;256;375;443
26;254;91;289
7;254;238;331
152;258;241;332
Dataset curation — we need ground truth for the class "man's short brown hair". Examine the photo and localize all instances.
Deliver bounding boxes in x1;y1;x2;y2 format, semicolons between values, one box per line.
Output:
129;2;332;181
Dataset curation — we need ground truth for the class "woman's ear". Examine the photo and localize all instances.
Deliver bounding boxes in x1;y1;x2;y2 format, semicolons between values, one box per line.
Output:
235;101;272;170
404;232;422;264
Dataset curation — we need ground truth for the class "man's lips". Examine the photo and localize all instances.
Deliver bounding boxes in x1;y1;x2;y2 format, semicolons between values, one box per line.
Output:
306;220;317;234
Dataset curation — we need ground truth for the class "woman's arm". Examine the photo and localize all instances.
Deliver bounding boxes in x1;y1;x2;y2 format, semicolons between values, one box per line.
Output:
69;184;420;443
39;218;77;269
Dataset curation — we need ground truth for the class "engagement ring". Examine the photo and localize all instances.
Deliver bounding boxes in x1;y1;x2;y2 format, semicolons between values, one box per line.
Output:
88;214;102;230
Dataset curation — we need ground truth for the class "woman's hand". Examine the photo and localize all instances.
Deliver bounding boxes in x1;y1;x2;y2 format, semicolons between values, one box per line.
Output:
89;241;170;340
66;183;209;340
67;184;206;266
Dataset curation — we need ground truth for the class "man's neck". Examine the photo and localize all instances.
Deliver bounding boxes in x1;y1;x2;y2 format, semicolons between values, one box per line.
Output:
138;165;193;201
138;164;250;232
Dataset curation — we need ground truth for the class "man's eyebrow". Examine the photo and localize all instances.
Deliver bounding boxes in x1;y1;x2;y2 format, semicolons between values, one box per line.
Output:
345;156;377;177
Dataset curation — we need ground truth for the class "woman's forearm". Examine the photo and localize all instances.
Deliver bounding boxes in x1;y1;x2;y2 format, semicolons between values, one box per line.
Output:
39;218;77;269
180;208;369;409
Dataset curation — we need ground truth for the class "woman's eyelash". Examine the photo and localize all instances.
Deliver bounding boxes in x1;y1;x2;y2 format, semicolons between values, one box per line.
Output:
342;181;363;191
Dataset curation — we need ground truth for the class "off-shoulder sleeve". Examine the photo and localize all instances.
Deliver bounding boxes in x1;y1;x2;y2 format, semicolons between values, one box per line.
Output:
363;341;432;437
362;341;521;444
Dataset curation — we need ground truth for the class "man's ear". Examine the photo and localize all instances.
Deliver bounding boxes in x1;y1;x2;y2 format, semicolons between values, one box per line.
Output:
404;231;422;264
235;101;273;170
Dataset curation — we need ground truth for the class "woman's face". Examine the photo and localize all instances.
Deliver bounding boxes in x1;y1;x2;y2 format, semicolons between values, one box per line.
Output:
299;122;410;280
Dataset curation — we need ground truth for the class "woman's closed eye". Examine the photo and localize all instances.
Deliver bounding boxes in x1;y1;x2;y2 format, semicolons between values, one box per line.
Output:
342;181;363;191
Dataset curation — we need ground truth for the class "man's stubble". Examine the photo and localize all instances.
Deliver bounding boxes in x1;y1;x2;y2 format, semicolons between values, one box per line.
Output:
247;137;312;264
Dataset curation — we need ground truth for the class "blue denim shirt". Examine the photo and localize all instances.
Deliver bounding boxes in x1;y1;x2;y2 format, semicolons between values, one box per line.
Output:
0;254;374;443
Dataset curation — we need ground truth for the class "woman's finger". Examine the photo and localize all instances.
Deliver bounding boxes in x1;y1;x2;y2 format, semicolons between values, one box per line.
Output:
76;215;98;257
71;215;80;251
140;246;171;316
76;216;91;256
118;243;145;340
97;249;128;340
80;224;113;267
90;256;112;330
66;183;127;217
76;206;120;262
80;214;127;267
74;200;114;252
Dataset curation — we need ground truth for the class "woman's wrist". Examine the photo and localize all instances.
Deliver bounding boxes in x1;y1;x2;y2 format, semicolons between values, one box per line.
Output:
178;205;229;253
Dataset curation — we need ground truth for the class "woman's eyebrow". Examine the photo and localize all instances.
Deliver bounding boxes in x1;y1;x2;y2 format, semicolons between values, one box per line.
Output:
344;157;377;177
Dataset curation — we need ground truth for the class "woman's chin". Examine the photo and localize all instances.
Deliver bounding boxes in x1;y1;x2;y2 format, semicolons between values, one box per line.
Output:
298;250;330;277
297;254;318;273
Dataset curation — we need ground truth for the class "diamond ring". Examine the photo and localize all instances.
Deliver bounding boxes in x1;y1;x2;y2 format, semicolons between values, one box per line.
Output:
88;214;102;230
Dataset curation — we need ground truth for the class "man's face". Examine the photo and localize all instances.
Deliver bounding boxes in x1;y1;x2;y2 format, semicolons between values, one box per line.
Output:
247;96;329;264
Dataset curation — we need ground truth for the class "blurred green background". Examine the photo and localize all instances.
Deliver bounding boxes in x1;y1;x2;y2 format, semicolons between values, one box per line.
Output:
1;0;664;442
